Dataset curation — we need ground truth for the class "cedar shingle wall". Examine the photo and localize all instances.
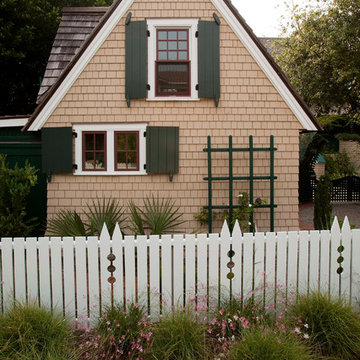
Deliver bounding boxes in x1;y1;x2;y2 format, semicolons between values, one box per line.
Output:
44;0;303;232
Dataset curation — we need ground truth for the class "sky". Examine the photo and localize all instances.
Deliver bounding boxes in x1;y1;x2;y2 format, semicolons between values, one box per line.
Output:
231;0;318;37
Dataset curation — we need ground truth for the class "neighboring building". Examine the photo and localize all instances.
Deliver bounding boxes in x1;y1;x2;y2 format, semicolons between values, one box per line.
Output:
24;0;320;233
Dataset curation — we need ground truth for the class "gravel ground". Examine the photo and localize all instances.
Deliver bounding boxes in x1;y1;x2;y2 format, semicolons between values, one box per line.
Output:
299;202;360;230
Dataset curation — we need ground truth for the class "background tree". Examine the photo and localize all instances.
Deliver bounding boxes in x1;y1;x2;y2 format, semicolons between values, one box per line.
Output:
277;0;360;127
0;0;113;116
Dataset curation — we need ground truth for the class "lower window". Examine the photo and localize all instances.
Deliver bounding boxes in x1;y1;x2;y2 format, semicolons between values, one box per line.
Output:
74;124;146;175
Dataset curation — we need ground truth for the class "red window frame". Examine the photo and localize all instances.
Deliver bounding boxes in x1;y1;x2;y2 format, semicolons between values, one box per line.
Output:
82;131;107;171
114;131;139;171
155;29;190;96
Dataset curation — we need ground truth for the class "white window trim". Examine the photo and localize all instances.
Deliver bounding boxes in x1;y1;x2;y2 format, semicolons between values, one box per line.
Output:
147;19;199;101
73;123;147;175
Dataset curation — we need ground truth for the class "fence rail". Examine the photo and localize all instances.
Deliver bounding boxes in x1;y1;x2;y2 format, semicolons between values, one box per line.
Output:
1;217;359;323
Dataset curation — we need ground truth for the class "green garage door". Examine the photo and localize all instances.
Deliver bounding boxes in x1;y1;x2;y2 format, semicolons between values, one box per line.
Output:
0;127;47;236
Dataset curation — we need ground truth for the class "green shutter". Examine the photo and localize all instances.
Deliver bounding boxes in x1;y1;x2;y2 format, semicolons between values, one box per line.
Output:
198;16;220;106
146;126;179;180
125;14;147;107
41;127;73;177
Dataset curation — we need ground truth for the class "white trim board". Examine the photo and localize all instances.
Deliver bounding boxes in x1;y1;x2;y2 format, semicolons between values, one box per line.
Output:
0;118;29;128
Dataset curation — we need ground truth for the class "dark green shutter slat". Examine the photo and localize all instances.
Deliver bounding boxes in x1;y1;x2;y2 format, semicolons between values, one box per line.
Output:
41;127;73;175
146;127;179;176
125;18;147;106
198;19;220;106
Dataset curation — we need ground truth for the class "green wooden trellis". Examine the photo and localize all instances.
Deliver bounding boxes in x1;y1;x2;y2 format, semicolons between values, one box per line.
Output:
203;135;277;233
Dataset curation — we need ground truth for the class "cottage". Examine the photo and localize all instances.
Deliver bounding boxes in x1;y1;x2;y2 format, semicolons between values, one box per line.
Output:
24;0;320;233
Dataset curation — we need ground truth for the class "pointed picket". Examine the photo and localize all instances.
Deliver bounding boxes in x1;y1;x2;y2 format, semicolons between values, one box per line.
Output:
298;231;309;295
197;233;208;290
287;231;298;297
276;232;287;294
99;224;111;309
253;232;265;305
124;235;136;303
50;237;63;313
136;235;148;303
340;217;352;301
220;221;231;295
185;234;196;302
26;237;39;303
2;238;14;311
264;232;276;301
330;217;341;297
173;234;184;306
243;232;254;299
112;224;124;304
351;229;360;304
231;221;242;296
38;237;51;308
149;235;160;316
13;238;26;303
75;237;88;321
161;235;172;309
63;237;75;319
87;236;100;323
309;231;320;292
319;230;331;297
208;233;220;303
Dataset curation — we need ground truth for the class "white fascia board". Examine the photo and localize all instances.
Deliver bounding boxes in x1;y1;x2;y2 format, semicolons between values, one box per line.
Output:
28;0;135;131
211;0;317;131
0;118;29;128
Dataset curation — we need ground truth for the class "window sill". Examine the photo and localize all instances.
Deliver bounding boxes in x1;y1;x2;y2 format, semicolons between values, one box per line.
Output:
74;170;147;176
146;97;200;101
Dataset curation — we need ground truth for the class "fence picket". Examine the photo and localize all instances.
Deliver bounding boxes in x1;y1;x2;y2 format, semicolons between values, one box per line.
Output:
112;225;124;304
341;217;352;301
63;237;75;318
276;232;287;294
75;237;87;321
253;232;265;304
14;238;26;303
319;230;331;296
99;225;111;310
124;236;136;303
1;238;13;311
208;233;219;301
351;229;360;304
87;236;100;323
161;235;172;308
136;235;148;304
173;234;184;306
243;232;254;299
330;217;341;297
264;232;276;301
287;231;298;298
185;234;196;302
298;231;309;294
149;235;160;316
220;222;231;297
231;221;242;296
197;234;208;290
50;237;63;313
309;231;320;292
38;237;51;308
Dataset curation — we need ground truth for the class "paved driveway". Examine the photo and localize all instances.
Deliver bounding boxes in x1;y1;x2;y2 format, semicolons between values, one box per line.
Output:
299;202;360;230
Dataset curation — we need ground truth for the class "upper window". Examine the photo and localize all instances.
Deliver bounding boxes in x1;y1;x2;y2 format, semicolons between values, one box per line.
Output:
156;29;190;96
147;19;198;101
83;132;106;171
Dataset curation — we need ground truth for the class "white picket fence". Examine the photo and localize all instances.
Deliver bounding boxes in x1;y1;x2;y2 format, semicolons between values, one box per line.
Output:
0;217;360;323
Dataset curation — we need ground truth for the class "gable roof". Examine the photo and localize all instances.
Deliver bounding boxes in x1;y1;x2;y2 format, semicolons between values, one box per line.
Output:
37;7;107;104
24;0;321;131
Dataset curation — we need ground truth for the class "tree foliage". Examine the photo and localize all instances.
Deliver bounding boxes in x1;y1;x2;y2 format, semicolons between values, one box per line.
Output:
277;0;360;125
0;0;113;116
